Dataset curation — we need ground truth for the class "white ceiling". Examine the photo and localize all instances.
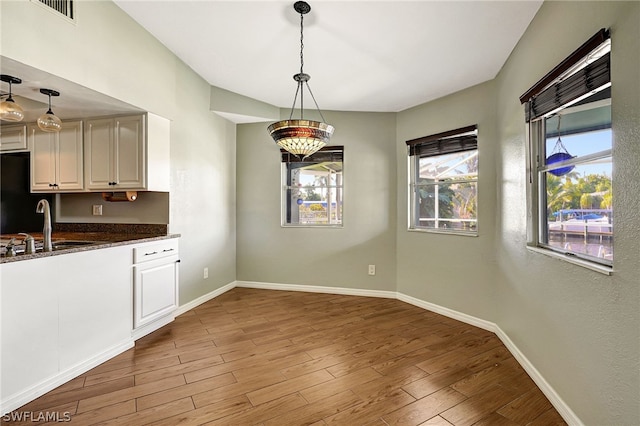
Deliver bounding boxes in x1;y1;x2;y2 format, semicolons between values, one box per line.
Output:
0;1;542;123
113;0;542;114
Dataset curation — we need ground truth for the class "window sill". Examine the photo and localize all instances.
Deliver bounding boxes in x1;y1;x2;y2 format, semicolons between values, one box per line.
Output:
526;245;613;275
408;228;478;237
281;224;343;229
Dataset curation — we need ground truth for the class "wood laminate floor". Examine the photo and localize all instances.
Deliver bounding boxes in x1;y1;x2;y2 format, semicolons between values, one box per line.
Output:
5;288;566;425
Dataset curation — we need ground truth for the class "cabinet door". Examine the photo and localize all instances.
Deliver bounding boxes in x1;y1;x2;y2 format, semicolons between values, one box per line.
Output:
134;255;178;329
56;121;84;190
115;115;145;189
29;124;57;191
84;118;114;190
0;124;27;151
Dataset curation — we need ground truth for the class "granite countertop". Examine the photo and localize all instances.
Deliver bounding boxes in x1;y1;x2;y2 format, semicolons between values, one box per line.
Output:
0;224;179;264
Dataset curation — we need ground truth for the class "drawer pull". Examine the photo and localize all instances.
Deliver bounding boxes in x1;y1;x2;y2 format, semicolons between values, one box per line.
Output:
144;251;158;256
162;248;174;252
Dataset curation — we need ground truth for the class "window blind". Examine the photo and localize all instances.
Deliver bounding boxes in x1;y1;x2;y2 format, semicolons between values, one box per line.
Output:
521;28;611;122
406;125;477;157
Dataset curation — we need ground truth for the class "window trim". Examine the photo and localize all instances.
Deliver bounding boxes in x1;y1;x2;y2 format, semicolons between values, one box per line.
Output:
522;30;613;272
407;125;479;236
280;146;344;228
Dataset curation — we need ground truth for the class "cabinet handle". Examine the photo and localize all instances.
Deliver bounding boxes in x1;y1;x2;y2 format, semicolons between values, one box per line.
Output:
176;259;181;263
144;251;158;256
162;248;174;252
49;183;55;187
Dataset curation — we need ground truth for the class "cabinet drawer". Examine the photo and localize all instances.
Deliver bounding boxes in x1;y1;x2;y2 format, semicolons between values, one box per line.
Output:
133;239;179;264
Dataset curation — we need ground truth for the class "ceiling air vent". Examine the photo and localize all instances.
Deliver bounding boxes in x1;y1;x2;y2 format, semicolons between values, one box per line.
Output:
37;0;74;20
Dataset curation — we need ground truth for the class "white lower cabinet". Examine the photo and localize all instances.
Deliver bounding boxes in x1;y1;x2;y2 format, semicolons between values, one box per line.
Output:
0;246;132;413
0;237;179;415
132;239;180;339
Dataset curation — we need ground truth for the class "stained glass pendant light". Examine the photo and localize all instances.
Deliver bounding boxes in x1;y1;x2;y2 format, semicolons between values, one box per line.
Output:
0;74;25;122
267;1;334;157
37;89;62;132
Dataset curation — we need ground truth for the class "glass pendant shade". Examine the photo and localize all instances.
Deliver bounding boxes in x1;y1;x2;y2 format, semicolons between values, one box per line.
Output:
0;74;24;122
37;110;63;132
0;97;24;122
268;119;334;156
267;1;334;158
37;89;62;132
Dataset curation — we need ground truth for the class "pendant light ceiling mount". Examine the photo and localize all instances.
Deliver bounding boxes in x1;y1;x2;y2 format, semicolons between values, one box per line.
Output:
0;74;25;122
37;88;63;133
293;1;311;15
267;1;334;158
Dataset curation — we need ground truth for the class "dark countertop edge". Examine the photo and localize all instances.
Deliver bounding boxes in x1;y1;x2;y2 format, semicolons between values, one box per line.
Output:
0;233;180;264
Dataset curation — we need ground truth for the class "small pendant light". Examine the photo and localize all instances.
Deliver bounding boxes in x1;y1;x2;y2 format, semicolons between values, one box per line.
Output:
0;74;25;122
37;89;62;132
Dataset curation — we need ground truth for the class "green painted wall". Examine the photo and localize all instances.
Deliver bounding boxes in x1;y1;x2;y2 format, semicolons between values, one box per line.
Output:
396;2;639;424
236;110;397;291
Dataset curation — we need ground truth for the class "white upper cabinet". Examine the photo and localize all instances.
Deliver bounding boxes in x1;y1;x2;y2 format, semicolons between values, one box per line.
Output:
84;115;144;190
84;113;169;192
0;124;28;152
30;121;84;192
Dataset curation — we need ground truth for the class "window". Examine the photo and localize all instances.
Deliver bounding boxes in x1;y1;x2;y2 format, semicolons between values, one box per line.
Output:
521;29;612;266
281;146;343;227
407;125;478;235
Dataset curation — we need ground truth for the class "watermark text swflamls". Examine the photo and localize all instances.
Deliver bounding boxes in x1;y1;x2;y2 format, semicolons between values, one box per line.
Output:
2;411;72;422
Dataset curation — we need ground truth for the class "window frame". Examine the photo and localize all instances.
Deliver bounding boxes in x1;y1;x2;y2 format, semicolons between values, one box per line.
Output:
280;146;344;228
521;29;613;273
406;125;479;236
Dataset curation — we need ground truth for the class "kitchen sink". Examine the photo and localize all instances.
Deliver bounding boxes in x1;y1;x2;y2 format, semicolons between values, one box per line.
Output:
52;240;101;250
2;240;103;257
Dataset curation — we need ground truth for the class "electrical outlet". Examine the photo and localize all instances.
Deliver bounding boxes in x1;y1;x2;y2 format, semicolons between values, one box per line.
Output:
92;205;103;216
203;267;209;279
368;264;376;275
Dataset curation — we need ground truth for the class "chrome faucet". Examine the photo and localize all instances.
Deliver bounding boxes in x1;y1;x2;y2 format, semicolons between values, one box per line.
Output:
36;199;52;252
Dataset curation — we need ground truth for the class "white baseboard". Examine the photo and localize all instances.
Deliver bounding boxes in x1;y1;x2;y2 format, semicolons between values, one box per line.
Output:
396;293;496;333
0;339;133;415
397;291;582;426
131;314;176;341
236;280;397;299
175;281;237;316
494;328;582;425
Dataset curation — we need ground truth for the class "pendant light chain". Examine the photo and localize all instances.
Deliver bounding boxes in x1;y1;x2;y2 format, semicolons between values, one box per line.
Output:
299;10;305;119
267;1;334;158
299;10;305;76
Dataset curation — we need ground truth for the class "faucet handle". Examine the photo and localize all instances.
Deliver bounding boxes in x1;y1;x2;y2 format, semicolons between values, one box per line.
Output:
19;233;36;254
3;238;17;257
